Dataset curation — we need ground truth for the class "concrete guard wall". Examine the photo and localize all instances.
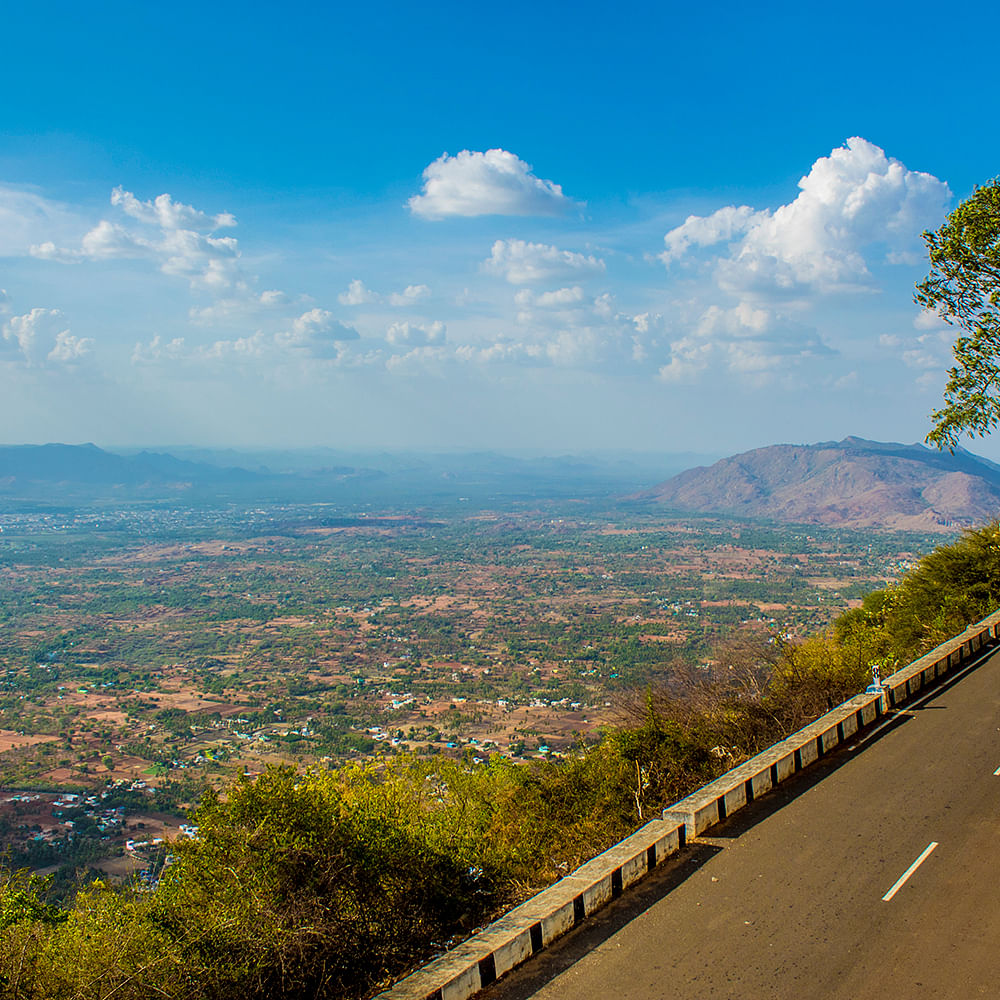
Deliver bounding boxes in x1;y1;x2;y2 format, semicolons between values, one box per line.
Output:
663;609;1000;839
376;609;1000;1000
378;818;684;1000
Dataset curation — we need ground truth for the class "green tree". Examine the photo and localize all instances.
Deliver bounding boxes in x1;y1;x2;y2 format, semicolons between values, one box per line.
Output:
916;178;1000;449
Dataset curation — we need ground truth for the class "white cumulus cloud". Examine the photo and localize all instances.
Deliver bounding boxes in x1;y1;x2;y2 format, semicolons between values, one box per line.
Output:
515;286;587;309
159;226;241;290
275;308;360;359
662;138;950;296
132;335;188;366
657;335;715;383
48;330;94;363
339;281;431;307
661;206;768;264
3;307;92;365
338;279;379;306
32;187;248;294
1;309;47;357
111;187;236;231
388;284;431;306
658;302;833;384
483;239;605;285
385;320;445;346
408;149;573;219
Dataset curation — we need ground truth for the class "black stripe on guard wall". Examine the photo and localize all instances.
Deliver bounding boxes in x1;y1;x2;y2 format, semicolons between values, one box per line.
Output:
770;762;779;786
611;867;623;898
793;748;802;771
836;721;845;743
478;954;497;988
431;991;443;1000
646;845;656;870
744;778;754;804
717;796;727;821
678;824;686;848
529;922;543;954
573;894;585;926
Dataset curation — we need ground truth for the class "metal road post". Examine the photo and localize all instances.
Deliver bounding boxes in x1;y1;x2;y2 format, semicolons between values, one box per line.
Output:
867;661;889;712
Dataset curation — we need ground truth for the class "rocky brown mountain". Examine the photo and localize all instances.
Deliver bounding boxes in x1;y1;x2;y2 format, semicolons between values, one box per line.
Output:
633;437;1000;530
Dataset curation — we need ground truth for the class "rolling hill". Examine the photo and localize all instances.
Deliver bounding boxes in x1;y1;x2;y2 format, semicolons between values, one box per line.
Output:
633;437;1000;530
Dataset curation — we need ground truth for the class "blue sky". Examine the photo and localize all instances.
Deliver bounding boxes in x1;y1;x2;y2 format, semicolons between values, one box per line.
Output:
2;0;1000;456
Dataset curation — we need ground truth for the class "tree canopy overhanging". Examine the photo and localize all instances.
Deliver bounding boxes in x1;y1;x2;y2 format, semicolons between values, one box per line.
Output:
917;178;1000;450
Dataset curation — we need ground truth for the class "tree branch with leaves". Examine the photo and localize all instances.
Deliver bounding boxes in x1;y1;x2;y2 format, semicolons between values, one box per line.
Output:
916;178;1000;450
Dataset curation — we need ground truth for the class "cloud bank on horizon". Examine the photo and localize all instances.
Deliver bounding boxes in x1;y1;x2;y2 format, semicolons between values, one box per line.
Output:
0;137;964;451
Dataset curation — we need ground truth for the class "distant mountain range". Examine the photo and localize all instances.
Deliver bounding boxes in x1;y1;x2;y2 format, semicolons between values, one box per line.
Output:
0;443;697;506
0;443;260;487
632;437;1000;531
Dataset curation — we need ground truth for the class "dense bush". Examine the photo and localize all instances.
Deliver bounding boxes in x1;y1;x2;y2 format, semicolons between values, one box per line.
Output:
0;743;723;1000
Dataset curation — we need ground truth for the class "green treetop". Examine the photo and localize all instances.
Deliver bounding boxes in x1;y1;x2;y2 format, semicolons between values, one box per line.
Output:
917;178;1000;450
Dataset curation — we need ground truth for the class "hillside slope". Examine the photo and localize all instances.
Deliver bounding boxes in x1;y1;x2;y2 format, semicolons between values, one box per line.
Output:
633;437;1000;530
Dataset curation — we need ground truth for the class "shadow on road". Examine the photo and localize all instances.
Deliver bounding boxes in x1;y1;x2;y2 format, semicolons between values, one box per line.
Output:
481;644;997;999
479;841;723;1000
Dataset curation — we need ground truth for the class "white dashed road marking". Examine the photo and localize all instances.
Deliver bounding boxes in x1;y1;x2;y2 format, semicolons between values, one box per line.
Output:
882;842;938;902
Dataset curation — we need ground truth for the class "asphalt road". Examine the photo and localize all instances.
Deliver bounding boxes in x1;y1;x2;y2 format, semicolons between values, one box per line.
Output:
485;648;1000;1000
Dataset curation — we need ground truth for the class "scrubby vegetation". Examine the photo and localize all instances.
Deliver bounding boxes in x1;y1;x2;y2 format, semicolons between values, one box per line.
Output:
3;521;1000;1000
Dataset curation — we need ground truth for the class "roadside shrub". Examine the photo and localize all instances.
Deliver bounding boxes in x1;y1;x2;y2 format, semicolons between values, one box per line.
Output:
152;763;514;999
0;874;182;1000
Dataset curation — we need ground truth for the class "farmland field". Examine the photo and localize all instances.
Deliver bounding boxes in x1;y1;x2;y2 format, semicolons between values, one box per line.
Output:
0;497;941;883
